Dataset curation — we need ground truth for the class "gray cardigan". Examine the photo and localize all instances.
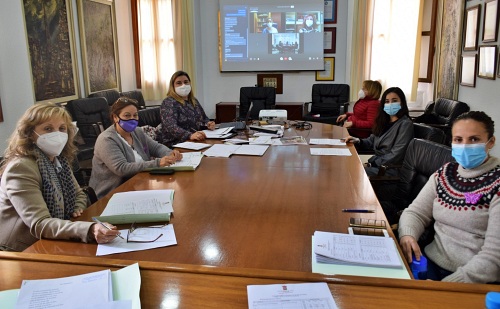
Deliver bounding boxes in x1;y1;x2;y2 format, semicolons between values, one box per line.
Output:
359;115;414;167
89;125;173;198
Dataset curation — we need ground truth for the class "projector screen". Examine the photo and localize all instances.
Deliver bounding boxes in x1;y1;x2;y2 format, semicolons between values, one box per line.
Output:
219;0;325;72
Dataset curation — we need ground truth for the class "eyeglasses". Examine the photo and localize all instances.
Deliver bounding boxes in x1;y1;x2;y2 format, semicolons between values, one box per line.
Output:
126;222;167;243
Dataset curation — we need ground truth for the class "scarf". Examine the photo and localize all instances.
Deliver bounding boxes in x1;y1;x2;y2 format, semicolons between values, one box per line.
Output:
34;147;77;219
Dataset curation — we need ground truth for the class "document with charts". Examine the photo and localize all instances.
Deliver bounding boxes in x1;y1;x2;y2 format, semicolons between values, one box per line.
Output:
247;282;338;309
313;231;402;268
310;148;352;156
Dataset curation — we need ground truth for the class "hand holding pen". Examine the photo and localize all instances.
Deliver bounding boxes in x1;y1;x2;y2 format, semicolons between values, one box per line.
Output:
91;217;123;243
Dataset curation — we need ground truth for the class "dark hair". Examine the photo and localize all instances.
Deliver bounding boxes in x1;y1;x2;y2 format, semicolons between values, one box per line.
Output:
110;97;139;121
453;111;495;138
166;70;195;105
372;87;409;136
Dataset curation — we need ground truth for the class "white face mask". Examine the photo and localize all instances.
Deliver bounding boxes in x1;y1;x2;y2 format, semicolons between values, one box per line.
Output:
305;20;313;27
267;22;273;28
175;84;191;97
358;89;366;99
34;131;68;157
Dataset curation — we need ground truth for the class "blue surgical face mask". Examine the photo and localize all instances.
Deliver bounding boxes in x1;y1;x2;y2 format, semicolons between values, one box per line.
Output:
451;141;490;169
383;102;401;116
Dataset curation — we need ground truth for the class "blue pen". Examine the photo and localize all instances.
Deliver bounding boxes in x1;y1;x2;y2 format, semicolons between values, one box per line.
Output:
342;209;375;213
92;217;124;239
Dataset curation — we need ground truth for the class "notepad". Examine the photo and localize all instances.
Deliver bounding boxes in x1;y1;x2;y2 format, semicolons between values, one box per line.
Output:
173;141;212;150
145;152;204;171
94;190;174;224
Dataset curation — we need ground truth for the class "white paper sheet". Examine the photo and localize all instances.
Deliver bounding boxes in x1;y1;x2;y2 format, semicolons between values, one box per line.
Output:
203;128;234;138
309;138;346;146
203;144;240;157
168;152;204;170
100;190;174;216
249;136;274;145
310;148;352;156
173;141;212;150
233;145;269;156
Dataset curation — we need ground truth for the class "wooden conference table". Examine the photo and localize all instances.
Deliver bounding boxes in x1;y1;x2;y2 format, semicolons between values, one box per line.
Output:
26;123;389;271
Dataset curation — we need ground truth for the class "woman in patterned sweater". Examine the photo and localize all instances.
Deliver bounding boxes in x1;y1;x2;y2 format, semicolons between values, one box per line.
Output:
160;71;215;147
399;111;500;283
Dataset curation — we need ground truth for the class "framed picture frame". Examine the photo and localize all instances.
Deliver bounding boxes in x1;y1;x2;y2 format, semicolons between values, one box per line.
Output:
324;0;337;24
0;98;3;123
78;0;121;95
498;52;500;77
22;0;79;104
482;0;499;43
323;28;336;54
460;54;477;87
463;5;480;51
478;45;497;79
315;57;335;81
257;73;283;94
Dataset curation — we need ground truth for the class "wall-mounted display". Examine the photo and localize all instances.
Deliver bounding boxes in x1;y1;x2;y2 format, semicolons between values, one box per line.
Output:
460;54;477;87
464;5;480;51
482;0;499;42
478;45;497;79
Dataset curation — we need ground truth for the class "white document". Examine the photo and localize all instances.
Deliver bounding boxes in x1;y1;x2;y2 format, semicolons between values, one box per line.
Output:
203;128;234;138
169;152;204;170
233;145;269;156
173;141;212;150
101;190;174;216
203;144;240;157
313;231;402;268
223;138;249;145
310;148;352;156
249;136;274;145
309;139;346;146
247;282;338;309
111;263;141;309
96;224;177;256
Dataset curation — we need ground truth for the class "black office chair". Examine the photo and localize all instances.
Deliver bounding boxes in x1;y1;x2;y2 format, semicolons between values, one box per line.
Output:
413;98;470;145
89;89;121;106
239;87;276;120
413;123;446;145
303;84;350;125
120;90;147;109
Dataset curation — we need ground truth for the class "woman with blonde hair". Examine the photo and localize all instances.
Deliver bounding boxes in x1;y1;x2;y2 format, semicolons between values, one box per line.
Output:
0;103;119;251
160;71;215;147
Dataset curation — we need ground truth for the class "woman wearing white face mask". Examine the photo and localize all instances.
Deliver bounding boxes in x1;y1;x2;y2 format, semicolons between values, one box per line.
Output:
399;111;500;283
299;14;319;33
160;71;215;147
262;17;278;34
342;87;414;176
0;103;120;251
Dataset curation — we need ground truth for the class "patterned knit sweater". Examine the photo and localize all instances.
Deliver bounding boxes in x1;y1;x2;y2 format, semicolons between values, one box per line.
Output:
399;156;500;283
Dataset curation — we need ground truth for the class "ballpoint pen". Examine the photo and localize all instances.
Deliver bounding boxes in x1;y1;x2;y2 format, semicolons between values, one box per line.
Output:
341;209;375;213
92;217;125;239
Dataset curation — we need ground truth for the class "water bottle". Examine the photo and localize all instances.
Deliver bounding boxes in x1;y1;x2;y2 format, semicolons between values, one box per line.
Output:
410;254;427;280
486;292;500;309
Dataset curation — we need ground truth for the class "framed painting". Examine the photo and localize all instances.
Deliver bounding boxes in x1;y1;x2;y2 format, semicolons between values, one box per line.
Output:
316;57;335;81
478;45;497;79
460;54;477;87
482;0;499;42
22;0;79;104
324;0;337;24
324;28;336;54
78;0;120;95
463;5;480;51
257;74;283;94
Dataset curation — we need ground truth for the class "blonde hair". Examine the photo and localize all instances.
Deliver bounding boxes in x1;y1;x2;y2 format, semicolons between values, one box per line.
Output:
362;80;382;100
166;70;196;106
1;103;77;173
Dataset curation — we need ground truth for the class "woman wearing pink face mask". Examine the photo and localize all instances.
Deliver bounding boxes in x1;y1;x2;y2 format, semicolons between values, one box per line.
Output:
160;71;215;147
0;103;120;251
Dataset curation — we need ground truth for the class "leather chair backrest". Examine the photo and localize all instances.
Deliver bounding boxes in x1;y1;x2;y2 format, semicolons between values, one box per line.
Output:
432;98;470;125
66;97;111;143
120;90;146;109
239;87;276;120
138;107;161;127
413;123;446;144
310;83;350;116
89;90;121;106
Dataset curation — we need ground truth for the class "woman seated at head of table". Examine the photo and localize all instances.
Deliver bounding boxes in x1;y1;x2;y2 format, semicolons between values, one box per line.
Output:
0;103;120;251
90;97;182;199
336;80;382;138
343;86;414;176
159;70;215;147
399;111;500;283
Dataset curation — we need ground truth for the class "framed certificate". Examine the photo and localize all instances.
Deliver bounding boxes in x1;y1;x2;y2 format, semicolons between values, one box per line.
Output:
316;57;335;81
323;28;336;54
324;0;337;24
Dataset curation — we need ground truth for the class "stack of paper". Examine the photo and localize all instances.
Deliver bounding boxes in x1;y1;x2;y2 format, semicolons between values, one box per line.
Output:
173;141;212;150
168;152;204;171
203;128;234;139
278;136;308;145
203;144;269;157
313;231;402;268
309;138;346;146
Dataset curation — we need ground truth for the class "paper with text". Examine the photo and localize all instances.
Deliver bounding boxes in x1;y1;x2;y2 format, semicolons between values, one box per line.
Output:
233;145;269;156
310;148;352;156
203;144;240;157
173;141;212;150
309;139;346;146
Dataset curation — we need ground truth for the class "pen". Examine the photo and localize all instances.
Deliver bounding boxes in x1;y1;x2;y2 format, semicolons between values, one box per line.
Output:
92;217;124;239
342;209;375;213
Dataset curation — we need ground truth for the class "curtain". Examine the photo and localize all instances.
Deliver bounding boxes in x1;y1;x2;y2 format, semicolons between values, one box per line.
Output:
137;0;176;100
172;0;196;92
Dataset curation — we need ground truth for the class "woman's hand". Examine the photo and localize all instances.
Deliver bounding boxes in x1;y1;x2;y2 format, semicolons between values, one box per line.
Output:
336;114;347;123
206;121;216;130
160;150;183;166
72;208;84;218
343;121;353;128
341;136;360;144
190;131;206;141
400;235;422;263
91;223;121;244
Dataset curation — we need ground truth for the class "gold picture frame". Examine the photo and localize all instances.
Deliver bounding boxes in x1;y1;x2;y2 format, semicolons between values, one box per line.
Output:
315;57;335;81
257;73;283;94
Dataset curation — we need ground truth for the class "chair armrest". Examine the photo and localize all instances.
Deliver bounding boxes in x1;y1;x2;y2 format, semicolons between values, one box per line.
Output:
77;122;104;137
304;102;312;115
368;163;403;183
81;186;98;204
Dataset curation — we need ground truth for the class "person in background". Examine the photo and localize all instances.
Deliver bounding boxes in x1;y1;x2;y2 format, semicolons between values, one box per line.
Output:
299;14;320;33
0;103;119;251
343;87;413;176
399;111;500;283
160;71;215;147
90;97;182;198
262;18;278;34
336;80;382;138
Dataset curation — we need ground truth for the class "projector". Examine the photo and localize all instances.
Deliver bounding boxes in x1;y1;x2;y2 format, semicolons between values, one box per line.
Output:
258;109;288;122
